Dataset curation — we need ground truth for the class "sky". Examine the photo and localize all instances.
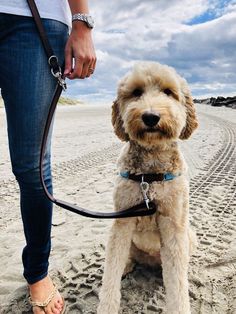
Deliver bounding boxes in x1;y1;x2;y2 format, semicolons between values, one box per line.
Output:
65;0;236;103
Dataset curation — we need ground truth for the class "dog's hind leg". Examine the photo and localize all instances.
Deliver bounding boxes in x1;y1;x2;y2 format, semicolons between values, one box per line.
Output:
158;215;191;314
97;218;136;314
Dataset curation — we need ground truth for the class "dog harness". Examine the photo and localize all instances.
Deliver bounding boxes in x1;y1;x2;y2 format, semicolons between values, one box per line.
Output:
120;171;181;209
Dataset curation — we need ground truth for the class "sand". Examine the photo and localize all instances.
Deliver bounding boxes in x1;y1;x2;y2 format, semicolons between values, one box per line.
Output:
0;103;235;313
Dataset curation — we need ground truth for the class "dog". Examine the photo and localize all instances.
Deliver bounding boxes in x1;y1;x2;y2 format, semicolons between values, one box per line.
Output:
97;62;198;314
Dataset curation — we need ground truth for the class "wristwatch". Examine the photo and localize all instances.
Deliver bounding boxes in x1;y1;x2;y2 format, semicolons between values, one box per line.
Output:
72;13;95;29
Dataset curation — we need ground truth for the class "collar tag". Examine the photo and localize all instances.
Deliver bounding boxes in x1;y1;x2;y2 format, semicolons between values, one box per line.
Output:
140;175;150;209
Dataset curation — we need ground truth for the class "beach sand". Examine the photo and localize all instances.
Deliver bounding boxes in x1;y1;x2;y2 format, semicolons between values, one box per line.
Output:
0;103;235;313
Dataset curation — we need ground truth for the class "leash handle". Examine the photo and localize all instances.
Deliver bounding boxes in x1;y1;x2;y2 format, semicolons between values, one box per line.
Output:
27;0;157;219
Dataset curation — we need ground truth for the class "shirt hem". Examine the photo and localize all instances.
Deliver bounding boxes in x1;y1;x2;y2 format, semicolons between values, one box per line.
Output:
0;6;71;27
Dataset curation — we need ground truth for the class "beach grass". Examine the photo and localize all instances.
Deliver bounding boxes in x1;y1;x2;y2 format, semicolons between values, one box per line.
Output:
0;96;81;107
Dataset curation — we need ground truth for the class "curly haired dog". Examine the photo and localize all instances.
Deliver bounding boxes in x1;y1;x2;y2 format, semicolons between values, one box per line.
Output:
97;62;198;314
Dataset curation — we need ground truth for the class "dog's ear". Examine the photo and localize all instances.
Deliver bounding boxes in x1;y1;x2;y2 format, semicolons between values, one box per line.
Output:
179;81;198;140
112;99;129;142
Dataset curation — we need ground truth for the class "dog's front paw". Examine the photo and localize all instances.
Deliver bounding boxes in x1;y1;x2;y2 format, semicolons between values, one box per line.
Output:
97;300;120;314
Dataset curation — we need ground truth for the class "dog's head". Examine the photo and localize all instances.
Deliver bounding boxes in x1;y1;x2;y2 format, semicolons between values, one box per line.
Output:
112;62;198;147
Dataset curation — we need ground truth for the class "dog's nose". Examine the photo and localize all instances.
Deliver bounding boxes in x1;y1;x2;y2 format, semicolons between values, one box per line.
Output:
142;112;160;127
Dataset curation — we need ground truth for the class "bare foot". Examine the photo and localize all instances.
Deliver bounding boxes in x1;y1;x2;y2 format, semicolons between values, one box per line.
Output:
29;276;64;314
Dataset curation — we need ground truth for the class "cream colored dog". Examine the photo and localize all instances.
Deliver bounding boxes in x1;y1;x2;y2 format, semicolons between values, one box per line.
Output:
97;62;198;314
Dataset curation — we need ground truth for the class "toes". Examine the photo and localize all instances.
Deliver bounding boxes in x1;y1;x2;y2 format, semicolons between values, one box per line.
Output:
53;303;63;313
54;295;64;312
51;307;60;314
54;299;63;310
44;305;56;314
54;300;61;309
46;300;63;314
45;305;61;314
32;306;45;314
45;292;64;314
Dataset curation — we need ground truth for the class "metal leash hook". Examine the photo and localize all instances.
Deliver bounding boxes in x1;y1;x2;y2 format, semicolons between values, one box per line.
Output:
53;70;67;91
48;55;67;91
140;175;150;209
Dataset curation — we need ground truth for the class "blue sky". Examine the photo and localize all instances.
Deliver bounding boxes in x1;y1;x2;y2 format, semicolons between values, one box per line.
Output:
65;0;236;103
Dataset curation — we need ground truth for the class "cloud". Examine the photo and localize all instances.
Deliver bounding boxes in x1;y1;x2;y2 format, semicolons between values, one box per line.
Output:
160;12;236;94
66;0;236;101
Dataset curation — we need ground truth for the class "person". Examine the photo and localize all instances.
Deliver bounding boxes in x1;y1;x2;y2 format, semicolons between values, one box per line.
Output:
0;0;96;313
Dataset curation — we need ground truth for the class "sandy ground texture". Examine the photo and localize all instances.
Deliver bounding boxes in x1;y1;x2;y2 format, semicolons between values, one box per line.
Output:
0;103;236;314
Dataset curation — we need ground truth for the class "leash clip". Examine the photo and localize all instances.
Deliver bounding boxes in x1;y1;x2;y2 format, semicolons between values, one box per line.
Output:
48;55;67;91
140;176;150;209
51;68;67;91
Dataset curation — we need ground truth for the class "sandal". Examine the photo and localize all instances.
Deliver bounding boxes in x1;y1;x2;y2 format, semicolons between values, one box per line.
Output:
29;284;66;313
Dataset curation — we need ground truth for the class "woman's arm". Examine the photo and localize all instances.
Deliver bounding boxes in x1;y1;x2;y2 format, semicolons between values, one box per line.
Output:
68;0;89;14
64;0;96;79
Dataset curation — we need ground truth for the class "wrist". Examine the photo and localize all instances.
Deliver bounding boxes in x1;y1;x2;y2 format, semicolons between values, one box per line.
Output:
71;20;92;32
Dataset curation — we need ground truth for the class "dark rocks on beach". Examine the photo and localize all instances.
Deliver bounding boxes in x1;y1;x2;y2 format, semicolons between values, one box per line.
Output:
194;96;236;109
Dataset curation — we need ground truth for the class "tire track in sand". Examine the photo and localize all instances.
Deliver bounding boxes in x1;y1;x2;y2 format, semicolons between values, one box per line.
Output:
188;114;236;314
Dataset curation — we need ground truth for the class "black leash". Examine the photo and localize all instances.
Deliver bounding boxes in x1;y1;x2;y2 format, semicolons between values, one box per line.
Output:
27;0;157;219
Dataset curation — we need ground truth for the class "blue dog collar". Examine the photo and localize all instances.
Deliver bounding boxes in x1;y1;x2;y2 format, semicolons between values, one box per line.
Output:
120;171;180;183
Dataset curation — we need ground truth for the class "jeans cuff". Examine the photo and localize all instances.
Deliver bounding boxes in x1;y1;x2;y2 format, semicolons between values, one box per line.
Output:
26;271;48;285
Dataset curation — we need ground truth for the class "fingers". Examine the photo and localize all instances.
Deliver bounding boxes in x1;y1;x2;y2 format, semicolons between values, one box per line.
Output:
67;55;96;79
70;56;84;79
64;45;73;77
86;57;97;77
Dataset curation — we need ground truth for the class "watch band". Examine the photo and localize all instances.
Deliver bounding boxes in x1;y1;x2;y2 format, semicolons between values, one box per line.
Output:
72;13;94;28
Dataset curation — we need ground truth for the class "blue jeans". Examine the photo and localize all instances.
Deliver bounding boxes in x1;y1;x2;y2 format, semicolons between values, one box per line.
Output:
0;13;68;284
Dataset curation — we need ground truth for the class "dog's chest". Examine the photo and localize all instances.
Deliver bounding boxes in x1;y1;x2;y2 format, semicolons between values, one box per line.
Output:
115;177;183;256
133;215;161;255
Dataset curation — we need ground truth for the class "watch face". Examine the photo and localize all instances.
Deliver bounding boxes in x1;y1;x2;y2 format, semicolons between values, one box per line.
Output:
87;15;94;28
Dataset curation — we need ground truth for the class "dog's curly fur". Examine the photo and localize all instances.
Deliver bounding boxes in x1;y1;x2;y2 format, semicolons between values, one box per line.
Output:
97;62;198;314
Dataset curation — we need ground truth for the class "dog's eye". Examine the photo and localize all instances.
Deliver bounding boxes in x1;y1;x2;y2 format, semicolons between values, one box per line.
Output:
132;88;143;97
163;88;173;96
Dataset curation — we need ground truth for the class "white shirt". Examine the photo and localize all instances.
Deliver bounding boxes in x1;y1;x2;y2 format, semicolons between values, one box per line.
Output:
0;0;71;27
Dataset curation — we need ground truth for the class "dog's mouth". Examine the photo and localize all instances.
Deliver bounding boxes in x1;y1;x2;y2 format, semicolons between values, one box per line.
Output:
136;126;168;140
144;127;166;135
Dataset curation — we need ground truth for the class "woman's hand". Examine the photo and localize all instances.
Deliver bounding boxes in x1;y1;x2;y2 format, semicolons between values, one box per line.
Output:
64;21;96;79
